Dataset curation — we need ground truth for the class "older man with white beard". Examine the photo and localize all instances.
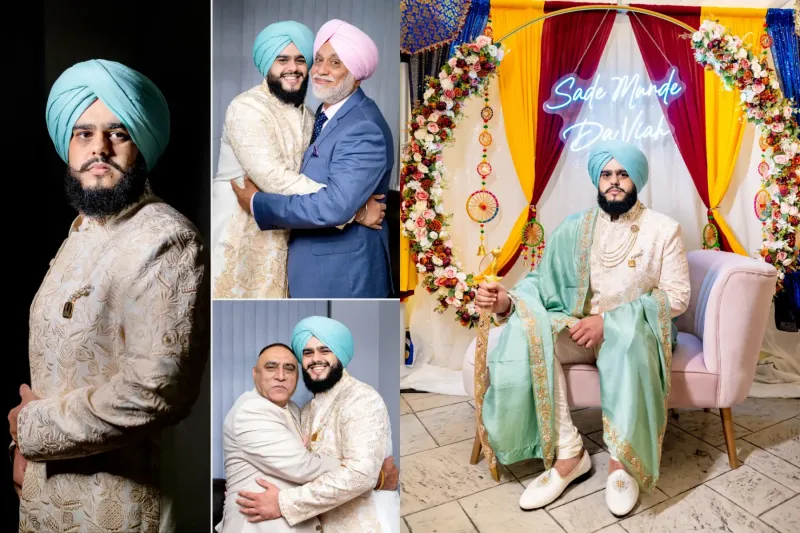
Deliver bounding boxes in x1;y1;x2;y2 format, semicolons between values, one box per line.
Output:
232;19;394;298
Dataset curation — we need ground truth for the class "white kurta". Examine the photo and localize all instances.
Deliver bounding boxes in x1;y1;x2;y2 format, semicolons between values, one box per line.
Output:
17;194;207;533
218;390;340;533
278;372;398;533
211;81;324;298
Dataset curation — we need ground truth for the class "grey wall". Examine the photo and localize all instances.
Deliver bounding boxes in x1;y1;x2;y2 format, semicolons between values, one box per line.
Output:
213;0;401;189
212;300;400;478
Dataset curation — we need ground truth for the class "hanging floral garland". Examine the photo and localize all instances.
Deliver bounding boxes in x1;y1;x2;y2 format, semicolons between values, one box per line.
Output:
400;34;504;328
691;19;800;292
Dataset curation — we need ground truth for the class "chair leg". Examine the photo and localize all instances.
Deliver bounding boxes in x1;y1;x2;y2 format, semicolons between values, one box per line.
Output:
470;430;483;465
703;408;711;413
720;408;740;469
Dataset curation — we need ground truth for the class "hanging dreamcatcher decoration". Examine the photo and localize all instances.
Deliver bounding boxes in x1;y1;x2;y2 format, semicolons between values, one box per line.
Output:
466;75;500;256
521;206;545;268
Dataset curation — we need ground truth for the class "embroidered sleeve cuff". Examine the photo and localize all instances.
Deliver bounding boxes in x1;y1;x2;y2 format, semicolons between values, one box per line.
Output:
277;488;302;526
494;301;516;324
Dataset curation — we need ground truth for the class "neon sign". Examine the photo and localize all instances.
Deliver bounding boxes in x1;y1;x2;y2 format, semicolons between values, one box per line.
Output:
543;67;685;152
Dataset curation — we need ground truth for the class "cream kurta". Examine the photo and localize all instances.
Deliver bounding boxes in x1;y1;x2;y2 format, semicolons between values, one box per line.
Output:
219;390;340;533
587;201;690;319
278;372;393;533
212;82;324;299
17;194;207;533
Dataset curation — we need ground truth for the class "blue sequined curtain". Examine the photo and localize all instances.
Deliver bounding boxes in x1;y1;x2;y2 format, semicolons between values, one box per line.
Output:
449;0;490;57
766;9;800;117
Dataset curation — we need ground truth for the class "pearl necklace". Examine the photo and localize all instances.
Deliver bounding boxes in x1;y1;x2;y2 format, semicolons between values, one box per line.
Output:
597;208;645;269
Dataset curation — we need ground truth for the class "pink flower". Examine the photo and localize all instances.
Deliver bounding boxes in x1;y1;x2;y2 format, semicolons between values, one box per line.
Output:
475;35;492;48
444;89;456;99
469;44;480;53
777;251;787;262
443;266;457;278
774;154;789;165
741;59;750;69
436;153;444;161
415;217;427;228
436;277;446;286
771;122;785;133
427;123;440;134
753;83;765;94
423;209;436;220
450;75;458;83
448;57;458;68
415;190;429;201
754;109;765;119
416;115;426;126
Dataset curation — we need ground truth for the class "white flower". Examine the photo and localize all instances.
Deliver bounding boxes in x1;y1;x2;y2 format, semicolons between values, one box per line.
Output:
790;206;799;216
439;230;449;239
432;256;443;266
414;129;427;141
440;78;455;91
413;153;422;162
496;48;505;61
404;219;416;232
448;57;457;68
783;258;794;266
434;203;445;214
488;45;498;57
423;88;435;100
452;67;463;76
735;48;748;59
781;202;790;214
692;31;703;42
420;238;431;248
429;231;439;240
778;271;785;280
437;286;449;297
417;264;426;272
694;51;706;62
466;55;479;65
468;70;478;79
455;290;464;299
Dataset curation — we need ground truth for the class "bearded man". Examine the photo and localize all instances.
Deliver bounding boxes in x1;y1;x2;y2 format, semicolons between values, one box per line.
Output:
213;21;385;299
235;316;399;533
8;59;207;532
476;140;690;517
232;20;394;298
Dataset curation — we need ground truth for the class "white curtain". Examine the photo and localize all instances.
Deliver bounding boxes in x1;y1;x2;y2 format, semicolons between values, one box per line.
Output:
403;11;795;395
213;0;401;188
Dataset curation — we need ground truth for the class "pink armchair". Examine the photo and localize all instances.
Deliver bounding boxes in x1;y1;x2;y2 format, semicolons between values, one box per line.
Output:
464;250;778;471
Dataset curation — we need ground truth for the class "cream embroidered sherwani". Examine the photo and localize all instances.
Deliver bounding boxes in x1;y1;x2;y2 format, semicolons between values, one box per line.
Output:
212;81;325;299
279;371;395;533
17;194;207;533
218;390;340;533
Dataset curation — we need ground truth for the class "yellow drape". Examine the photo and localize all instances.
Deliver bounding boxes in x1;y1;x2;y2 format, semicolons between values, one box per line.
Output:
400;230;418;296
485;0;545;275
702;7;766;256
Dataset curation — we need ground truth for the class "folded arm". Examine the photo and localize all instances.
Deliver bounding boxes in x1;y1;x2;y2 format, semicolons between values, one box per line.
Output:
235;399;339;484
252;122;387;229
17;232;206;461
277;390;389;525
657;224;690;318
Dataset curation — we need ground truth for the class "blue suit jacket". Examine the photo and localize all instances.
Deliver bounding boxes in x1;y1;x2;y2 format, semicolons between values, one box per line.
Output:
252;87;394;298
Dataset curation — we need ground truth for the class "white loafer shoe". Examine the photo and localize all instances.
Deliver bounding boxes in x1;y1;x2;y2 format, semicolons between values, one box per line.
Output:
519;449;591;510
605;469;639;516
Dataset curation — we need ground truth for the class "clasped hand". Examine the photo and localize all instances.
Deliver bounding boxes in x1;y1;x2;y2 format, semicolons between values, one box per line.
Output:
569;315;604;349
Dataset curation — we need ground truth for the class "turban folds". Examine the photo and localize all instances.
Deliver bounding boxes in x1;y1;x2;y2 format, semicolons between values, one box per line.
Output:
253;21;314;78
314;19;378;81
291;316;354;368
46;59;170;171
587;140;649;192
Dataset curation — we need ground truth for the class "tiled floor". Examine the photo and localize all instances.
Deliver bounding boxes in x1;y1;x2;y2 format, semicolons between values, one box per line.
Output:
399;394;800;533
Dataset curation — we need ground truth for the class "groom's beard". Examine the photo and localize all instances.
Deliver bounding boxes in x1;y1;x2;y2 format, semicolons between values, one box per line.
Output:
302;360;344;394
64;155;148;218
597;185;638;216
267;71;309;107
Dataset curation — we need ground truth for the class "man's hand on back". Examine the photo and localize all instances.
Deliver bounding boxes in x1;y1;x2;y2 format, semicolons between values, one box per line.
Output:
355;194;386;230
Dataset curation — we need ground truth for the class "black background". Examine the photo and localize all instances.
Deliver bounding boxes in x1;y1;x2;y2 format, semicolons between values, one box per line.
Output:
7;1;211;529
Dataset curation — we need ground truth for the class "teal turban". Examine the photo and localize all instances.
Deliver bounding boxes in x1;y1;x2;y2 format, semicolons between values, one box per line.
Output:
46;59;170;171
587;140;649;192
253;21;314;78
291;316;354;368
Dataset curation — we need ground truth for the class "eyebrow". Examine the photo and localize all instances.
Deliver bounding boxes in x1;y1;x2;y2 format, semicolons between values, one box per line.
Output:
276;54;305;61
315;53;340;61
73;122;128;132
302;345;330;352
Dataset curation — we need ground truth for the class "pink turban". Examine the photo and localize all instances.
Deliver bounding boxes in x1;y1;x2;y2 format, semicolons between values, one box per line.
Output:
313;19;379;81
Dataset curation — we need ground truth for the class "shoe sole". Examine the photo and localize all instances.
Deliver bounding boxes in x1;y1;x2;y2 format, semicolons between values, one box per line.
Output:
518;466;594;512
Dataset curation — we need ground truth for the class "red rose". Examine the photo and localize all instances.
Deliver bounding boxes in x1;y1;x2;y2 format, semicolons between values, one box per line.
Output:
439;131;448;140
765;254;774;264
453;103;461;112
422;159;432;167
436;102;447;111
788;234;796;248
437;116;449;127
444;89;456;99
434;245;445;254
780;185;790;196
426;264;435;272
456;59;467;68
423;107;432;118
410;122;419;131
445;247;452;255
419;256;428;265
442;258;451;267
461;73;470;83
411;253;418;263
421;179;433;188
789;216;799;226
431;220;443;232
447;278;458;288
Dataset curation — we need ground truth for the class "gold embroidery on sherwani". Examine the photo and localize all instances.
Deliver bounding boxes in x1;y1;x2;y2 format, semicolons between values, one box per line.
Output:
574;209;598;318
214;81;323;298
278;371;389;533
602;415;656;491
515;300;555;470
17;195;207;532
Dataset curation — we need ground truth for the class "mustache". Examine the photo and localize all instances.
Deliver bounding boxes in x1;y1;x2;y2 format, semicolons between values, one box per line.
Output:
308;362;330;368
312;74;336;83
79;157;124;173
604;186;625;194
281;71;304;78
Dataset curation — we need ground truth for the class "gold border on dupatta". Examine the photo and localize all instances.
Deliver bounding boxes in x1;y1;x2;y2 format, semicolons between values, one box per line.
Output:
602;288;673;492
515;299;555;470
573;209;598;318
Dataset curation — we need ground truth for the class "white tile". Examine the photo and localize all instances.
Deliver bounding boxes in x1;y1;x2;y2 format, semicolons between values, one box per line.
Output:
655;425;732;497
459;482;566;533
547;487;667;533
401;414;438;457
400;439;514;516
744;418;800;466
719;439;800;492
760;494;799;533
417;402;476;447
400;397;413;415
706;464;795;516
401;518;410;533
621;484;777;533
406;393;470;412
715;399;800;433
595;525;626;533
404;501;477;533
669;410;751;447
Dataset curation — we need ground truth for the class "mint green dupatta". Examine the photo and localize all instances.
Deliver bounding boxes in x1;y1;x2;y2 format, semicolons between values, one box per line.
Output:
481;208;673;491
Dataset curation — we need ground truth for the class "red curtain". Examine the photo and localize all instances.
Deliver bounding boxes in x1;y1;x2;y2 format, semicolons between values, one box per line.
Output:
501;2;616;275
629;5;731;251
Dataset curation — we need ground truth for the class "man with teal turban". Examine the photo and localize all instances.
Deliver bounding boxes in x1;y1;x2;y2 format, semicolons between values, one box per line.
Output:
212;20;384;299
234;316;399;532
10;59;207;532
475;140;690;517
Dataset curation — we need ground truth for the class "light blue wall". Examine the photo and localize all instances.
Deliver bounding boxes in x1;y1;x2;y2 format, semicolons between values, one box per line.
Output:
212;300;400;478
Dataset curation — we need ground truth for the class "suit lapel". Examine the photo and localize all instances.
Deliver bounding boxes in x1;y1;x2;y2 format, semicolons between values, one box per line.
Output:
310;88;366;150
